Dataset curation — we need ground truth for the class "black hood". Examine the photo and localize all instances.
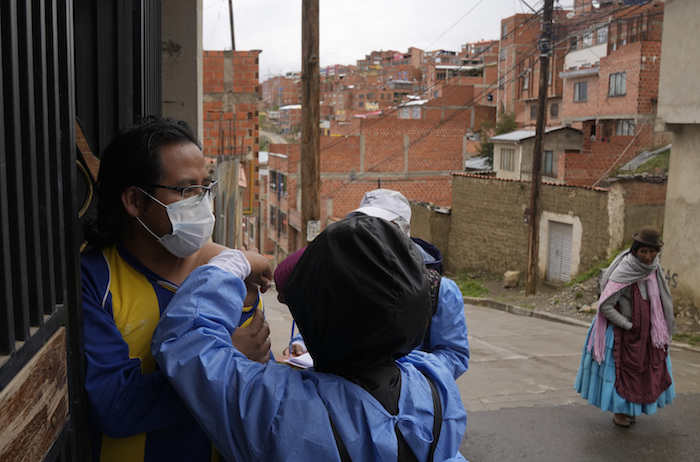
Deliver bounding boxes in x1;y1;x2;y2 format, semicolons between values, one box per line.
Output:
285;216;431;374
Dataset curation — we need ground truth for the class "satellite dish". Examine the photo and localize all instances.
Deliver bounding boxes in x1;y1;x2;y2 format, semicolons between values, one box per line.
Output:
592;0;600;9
566;12;575;19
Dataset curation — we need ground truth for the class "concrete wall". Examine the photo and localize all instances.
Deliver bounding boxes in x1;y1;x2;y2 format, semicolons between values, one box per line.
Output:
162;0;203;138
608;179;667;242
657;0;700;125
446;174;612;280
656;0;700;332
660;126;700;331
447;175;531;276
410;203;451;261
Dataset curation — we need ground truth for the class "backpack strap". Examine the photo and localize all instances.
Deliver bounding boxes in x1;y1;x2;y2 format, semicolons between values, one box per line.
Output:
423;269;442;347
328;411;352;462
328;370;443;462
421;370;443;462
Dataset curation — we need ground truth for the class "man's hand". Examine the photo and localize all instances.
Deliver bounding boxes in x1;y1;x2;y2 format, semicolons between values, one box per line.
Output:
282;343;306;357
243;251;272;293
231;308;271;363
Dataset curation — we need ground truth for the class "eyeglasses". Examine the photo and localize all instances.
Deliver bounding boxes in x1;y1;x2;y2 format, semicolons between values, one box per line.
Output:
145;180;218;201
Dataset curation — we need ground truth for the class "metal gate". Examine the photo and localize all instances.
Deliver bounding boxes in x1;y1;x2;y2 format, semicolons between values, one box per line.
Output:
546;221;573;283
1;1;162;460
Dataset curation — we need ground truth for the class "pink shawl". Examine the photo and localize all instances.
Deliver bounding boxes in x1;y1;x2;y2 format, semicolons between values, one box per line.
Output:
588;270;670;363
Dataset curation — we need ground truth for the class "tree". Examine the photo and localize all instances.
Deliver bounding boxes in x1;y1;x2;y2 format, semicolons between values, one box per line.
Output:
477;112;518;168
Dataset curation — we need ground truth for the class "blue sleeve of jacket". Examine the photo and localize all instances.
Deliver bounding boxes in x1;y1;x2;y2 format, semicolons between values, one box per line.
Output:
420;277;469;379
153;265;340;462
81;253;193;437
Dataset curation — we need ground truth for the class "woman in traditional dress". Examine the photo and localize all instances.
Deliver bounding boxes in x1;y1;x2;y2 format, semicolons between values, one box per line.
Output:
575;225;675;427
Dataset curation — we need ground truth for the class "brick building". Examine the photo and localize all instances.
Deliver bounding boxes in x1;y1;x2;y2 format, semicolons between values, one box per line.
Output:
202;50;263;251
497;11;569;128
278;104;302;135
261;74;300;110
265;118;472;259
559;0;670;186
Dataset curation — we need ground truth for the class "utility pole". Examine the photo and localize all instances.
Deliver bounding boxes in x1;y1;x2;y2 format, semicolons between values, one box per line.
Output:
228;0;235;50
300;0;321;244
525;0;554;295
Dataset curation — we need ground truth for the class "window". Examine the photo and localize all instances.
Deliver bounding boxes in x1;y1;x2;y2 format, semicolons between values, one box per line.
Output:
582;32;593;48
412;106;421;119
279;211;288;236
502;23;508;38
609;72;626;96
597;25;609;45
522;74;529;90
279;173;288;196
270;206;278;229
499;76;505;89
574;81;588;102
500;148;515;171
550;103;559;118
543;150;554;175
270;170;278;192
615;119;635;136
530;105;537;119
570;36;578;51
499;48;506;61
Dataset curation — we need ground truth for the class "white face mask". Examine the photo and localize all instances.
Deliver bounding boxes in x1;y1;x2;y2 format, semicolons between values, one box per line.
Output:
136;189;215;258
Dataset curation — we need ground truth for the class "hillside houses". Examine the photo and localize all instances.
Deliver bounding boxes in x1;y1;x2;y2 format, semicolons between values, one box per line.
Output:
247;0;673;298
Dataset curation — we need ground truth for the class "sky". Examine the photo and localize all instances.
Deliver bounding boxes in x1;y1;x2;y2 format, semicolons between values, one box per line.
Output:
203;0;576;81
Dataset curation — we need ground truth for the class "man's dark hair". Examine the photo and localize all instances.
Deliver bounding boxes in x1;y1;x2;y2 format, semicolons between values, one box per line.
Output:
83;116;201;248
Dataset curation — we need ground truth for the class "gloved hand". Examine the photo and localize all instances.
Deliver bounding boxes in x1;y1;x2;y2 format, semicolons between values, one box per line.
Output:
207;249;272;293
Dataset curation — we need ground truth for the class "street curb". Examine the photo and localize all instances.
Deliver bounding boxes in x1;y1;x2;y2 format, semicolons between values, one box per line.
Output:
463;297;591;328
464;296;700;353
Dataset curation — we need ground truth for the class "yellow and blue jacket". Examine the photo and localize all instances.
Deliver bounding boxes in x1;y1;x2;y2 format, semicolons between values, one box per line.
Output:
81;243;225;462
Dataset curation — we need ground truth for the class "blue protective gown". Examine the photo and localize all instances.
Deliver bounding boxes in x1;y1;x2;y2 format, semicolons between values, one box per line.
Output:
153;265;469;462
419;277;470;380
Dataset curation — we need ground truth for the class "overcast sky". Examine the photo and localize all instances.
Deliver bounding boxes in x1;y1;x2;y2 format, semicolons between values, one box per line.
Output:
203;0;575;80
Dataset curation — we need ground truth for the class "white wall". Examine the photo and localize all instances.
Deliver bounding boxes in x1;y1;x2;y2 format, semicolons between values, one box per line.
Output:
657;0;700;330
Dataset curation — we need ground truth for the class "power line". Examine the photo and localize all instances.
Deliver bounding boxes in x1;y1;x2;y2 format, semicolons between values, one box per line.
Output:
273;2;653;203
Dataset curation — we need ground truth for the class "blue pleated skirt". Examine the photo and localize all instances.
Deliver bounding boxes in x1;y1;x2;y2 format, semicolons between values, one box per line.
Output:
575;322;675;416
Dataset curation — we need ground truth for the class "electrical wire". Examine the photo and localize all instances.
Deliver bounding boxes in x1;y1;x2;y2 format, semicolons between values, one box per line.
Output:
270;1;654;202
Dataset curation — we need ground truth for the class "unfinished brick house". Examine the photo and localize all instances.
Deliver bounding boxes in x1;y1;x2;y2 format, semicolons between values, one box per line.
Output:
265;118;474;259
202;50;264;252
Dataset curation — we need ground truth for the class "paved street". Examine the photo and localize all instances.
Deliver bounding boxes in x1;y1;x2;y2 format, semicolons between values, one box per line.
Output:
457;304;700;462
262;290;700;461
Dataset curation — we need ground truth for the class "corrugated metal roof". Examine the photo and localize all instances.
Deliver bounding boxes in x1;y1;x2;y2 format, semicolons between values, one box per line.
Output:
489;126;580;142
